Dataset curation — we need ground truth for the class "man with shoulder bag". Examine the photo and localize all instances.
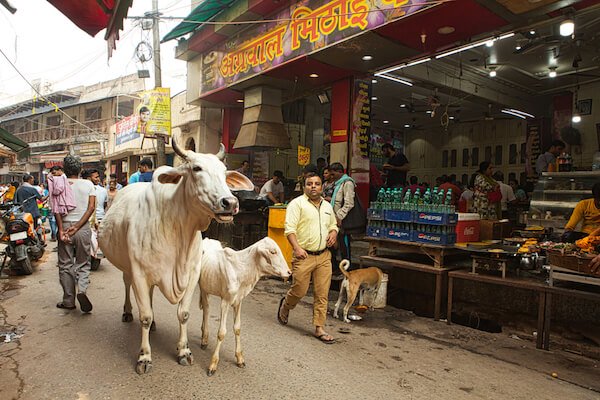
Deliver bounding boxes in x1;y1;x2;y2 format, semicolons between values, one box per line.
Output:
330;163;366;272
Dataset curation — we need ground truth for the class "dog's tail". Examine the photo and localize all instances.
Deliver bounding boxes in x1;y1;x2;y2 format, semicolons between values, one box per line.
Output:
338;259;351;279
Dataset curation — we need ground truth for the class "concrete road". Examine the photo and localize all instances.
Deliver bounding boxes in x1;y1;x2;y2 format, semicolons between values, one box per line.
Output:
1;246;599;400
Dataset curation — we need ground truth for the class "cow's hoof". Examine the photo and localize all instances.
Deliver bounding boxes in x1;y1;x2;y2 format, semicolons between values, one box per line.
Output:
207;369;216;377
236;362;246;368
200;343;208;350
135;360;152;374
122;312;133;323
177;353;194;366
150;321;156;332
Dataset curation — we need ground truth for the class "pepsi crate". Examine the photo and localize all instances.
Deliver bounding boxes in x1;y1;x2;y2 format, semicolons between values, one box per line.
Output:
366;225;386;238
367;208;385;220
412;231;457;245
384;210;413;223
386;228;412;241
413;212;458;226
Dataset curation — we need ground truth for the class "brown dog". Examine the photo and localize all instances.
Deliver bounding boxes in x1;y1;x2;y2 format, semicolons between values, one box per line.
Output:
333;260;384;323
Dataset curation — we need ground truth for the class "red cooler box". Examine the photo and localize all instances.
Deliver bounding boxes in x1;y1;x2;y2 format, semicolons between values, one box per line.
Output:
455;213;480;242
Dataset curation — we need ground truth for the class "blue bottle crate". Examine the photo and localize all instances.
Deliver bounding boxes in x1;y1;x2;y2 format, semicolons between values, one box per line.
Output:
413;212;458;225
412;231;456;245
386;228;411;241
367;208;385;220
384;210;413;223
366;225;385;238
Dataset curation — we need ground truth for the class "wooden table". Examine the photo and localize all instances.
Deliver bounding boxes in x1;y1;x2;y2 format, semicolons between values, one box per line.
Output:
448;269;600;350
360;255;462;321
365;237;464;268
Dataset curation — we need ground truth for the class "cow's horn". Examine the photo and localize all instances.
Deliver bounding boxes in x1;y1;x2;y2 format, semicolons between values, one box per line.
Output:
172;137;188;161
216;143;226;161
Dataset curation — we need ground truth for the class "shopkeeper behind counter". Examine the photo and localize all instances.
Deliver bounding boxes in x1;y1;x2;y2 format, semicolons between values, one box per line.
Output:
562;182;600;241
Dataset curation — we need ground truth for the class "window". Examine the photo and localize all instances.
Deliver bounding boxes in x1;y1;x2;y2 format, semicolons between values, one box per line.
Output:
32;119;39;131
485;146;492;162
509;144;517;164
471;148;479;166
462;148;469;167
442;150;448;168
117;99;134;117
450;149;457;167
85;106;102;121
47;115;61;126
508;172;516;182
520;143;526;164
461;174;468;185
495;145;503;166
4;124;15;133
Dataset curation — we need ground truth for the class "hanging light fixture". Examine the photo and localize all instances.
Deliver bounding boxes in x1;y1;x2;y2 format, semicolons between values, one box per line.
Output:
560;19;575;37
548;67;557;78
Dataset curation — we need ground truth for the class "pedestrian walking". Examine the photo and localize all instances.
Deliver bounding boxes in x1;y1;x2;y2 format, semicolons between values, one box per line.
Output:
277;173;338;343
55;155;96;313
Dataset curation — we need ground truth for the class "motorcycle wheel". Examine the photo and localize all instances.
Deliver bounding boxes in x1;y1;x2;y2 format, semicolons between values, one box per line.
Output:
18;257;33;275
90;257;101;271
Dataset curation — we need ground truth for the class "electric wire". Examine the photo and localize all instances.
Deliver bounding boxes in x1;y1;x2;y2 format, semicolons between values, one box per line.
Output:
152;0;452;26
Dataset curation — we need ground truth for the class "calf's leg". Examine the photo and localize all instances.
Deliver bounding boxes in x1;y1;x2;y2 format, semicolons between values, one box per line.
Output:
208;299;229;376
200;290;209;349
233;302;244;368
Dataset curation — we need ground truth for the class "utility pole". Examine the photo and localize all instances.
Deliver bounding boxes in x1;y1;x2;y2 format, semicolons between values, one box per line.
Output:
151;0;166;166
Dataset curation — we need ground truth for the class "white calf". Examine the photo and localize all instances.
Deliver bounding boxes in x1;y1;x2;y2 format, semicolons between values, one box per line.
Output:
199;237;291;376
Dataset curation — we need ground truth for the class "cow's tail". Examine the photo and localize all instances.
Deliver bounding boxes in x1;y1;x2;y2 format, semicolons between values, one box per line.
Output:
339;259;351;279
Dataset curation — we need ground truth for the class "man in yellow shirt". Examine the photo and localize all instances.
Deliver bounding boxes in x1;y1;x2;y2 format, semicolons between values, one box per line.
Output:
278;173;338;343
563;183;600;241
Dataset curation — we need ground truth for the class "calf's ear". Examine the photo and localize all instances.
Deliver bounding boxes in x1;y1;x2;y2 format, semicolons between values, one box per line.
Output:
226;171;254;191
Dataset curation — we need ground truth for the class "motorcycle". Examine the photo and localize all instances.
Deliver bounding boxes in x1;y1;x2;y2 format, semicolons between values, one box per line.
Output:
0;196;46;275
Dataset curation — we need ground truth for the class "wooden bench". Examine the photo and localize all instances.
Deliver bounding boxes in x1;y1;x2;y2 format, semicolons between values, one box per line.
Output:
364;237;464;268
360;255;462;321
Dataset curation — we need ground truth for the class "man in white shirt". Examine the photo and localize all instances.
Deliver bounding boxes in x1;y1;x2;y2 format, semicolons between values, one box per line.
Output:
493;171;516;218
56;156;96;313
259;170;285;205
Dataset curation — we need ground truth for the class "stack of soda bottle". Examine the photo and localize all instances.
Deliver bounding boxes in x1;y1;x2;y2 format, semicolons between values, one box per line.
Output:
367;186;458;241
370;187;456;214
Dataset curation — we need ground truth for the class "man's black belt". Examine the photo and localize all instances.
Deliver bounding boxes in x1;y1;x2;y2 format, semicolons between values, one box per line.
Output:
305;249;327;256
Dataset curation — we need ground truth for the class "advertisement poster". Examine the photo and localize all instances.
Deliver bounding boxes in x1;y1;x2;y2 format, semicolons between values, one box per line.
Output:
137;87;171;138
116;114;140;145
200;0;431;96
298;145;311;166
351;79;371;169
525;122;541;179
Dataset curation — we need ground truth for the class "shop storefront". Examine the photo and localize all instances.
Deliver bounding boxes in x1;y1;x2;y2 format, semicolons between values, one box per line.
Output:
166;0;600;351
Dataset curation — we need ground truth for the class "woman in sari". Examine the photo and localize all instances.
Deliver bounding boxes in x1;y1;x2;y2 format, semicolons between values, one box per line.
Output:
473;161;501;219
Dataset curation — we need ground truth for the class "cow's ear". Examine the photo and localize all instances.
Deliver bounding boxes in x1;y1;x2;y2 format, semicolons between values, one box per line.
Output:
156;167;184;184
226;171;254;191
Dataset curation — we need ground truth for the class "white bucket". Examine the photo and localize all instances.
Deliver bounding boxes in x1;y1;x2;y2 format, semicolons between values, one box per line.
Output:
372;273;388;309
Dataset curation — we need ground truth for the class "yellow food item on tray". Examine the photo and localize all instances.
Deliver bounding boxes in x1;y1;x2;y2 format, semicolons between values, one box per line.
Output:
525;226;544;231
575;236;600;252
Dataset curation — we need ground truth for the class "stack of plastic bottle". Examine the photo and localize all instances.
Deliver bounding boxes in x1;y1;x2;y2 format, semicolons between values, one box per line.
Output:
366;186;458;244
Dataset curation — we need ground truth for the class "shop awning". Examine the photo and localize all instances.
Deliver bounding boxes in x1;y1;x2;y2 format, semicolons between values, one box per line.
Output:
0;127;29;158
47;0;133;57
161;0;236;43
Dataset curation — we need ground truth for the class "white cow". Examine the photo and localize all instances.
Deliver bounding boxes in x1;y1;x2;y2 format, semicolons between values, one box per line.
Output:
98;140;253;374
199;237;291;376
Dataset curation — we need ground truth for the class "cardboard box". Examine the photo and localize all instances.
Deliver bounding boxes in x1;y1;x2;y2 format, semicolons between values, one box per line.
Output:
479;219;511;240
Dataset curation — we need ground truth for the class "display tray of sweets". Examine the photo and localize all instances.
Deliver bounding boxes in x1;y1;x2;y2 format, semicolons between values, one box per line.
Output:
546;250;595;275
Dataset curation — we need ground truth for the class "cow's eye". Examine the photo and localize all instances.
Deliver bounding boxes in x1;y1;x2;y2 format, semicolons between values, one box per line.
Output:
193;166;202;172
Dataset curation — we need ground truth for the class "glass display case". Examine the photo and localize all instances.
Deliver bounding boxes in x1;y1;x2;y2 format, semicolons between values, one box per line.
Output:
528;171;600;233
